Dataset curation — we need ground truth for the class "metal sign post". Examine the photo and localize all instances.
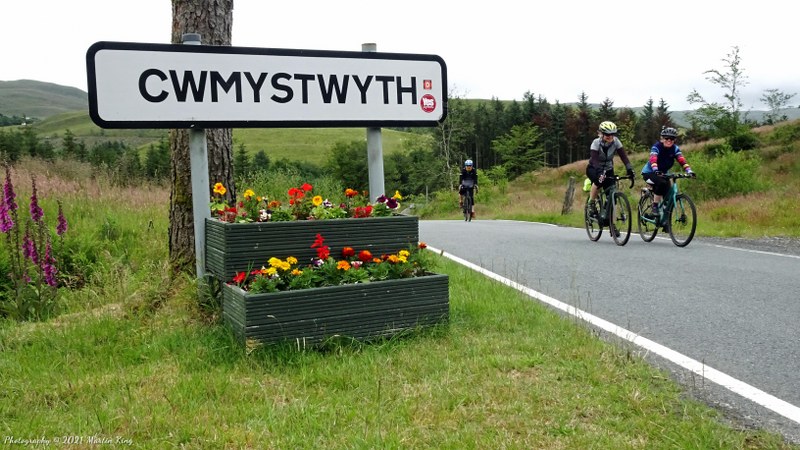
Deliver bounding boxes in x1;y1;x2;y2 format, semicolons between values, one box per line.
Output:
183;33;210;279
363;43;385;201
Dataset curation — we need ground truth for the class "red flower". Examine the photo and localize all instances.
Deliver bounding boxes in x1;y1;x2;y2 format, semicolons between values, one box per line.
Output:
418;242;428;249
232;271;247;284
358;250;373;263
342;247;355;258
311;233;325;248
301;183;313;192
311;233;330;259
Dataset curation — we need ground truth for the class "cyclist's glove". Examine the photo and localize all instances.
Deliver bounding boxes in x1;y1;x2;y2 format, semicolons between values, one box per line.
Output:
654;170;663;177
626;168;635;178
686;169;696;178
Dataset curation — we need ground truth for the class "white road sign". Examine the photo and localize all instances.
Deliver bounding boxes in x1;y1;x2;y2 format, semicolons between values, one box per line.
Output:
86;41;448;129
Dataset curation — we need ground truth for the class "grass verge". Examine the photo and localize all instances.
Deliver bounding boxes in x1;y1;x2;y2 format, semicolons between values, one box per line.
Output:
1;257;794;449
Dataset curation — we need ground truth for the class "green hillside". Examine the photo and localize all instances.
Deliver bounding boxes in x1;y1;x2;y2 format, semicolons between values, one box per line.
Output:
0;80;88;119
24;110;429;165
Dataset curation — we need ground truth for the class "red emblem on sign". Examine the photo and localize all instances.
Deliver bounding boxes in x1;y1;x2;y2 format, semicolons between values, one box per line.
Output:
420;94;436;113
423;79;432;90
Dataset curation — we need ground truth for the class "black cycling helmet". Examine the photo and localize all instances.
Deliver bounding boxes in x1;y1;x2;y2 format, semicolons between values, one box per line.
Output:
660;127;679;138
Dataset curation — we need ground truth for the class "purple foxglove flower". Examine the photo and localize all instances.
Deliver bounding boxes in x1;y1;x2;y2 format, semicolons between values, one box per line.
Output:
4;165;17;211
29;178;43;222
22;230;38;264
0;200;12;233
57;202;68;236
43;241;57;287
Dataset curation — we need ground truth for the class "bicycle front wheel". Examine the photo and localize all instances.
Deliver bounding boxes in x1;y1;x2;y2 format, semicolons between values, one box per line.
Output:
610;192;631;246
668;193;697;247
464;195;473;222
584;198;602;241
637;192;658;242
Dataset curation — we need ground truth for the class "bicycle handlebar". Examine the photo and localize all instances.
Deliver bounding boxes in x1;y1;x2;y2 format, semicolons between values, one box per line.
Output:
610;174;636;189
659;172;696;180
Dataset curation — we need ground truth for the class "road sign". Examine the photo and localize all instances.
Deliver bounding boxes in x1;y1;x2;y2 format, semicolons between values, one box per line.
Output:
86;41;447;129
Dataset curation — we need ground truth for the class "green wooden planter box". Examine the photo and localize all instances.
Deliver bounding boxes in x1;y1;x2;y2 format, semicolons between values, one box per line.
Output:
206;215;419;281
222;273;449;345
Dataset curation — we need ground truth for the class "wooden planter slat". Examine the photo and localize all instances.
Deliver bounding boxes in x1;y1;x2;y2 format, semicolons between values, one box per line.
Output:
222;273;449;345
206;215;419;280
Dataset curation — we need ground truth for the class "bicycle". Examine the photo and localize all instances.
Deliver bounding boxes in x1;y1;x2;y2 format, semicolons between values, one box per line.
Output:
460;179;476;222
584;174;634;246
637;172;697;247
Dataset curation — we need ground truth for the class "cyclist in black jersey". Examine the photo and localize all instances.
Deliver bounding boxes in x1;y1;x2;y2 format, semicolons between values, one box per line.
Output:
586;121;635;218
459;159;478;219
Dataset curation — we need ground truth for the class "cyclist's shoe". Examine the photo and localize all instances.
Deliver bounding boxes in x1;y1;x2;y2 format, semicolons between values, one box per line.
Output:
612;228;620;238
588;202;599;219
644;203;659;220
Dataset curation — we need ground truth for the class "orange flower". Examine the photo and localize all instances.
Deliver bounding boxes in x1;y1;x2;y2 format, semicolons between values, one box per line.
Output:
337;260;351;271
213;182;227;195
345;188;358;198
342;247;355;258
418;242;428;249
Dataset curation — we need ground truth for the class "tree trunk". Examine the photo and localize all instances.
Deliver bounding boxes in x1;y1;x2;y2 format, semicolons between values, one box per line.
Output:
169;0;235;274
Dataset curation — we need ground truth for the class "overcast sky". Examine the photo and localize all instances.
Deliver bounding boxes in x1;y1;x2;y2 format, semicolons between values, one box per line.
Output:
3;0;798;111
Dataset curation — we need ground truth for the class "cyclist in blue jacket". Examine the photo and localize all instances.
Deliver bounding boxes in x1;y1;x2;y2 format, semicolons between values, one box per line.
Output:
641;127;696;218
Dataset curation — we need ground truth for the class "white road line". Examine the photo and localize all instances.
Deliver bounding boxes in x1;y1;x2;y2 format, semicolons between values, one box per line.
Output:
427;245;800;425
707;244;800;259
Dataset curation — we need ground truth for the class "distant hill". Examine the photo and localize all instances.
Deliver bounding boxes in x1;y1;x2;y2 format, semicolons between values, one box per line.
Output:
0;80;88;119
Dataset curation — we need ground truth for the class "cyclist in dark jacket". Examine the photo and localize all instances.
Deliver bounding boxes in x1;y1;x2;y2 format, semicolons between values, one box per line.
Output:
459;159;478;219
586;121;634;218
641;127;695;218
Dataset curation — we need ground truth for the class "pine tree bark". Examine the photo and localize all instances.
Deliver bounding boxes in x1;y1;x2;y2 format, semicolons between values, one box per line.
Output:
169;0;235;274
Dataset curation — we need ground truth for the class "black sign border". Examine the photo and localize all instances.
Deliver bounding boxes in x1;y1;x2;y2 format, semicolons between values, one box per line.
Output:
86;41;448;129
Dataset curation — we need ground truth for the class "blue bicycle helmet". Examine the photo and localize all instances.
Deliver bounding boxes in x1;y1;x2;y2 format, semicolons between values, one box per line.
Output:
464;159;473;167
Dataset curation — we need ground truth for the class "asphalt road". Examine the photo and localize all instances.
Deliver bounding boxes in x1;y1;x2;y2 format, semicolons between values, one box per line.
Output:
420;219;800;443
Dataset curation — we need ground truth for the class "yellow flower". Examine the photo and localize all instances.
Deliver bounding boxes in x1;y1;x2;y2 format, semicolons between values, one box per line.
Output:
268;257;282;268
213;182;227;195
280;261;291;271
398;255;407;263
393;190;403;200
266;267;278;276
243;189;255;200
312;195;323;206
286;256;298;265
399;250;410;258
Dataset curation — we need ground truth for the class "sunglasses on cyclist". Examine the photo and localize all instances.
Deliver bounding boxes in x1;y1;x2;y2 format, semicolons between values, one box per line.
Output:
663;137;676;141
602;133;614;137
